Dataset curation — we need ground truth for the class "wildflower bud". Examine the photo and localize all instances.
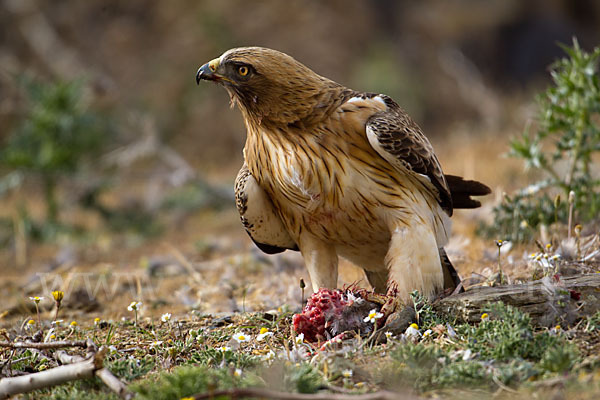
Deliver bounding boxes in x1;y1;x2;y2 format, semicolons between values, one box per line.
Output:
52;291;64;304
299;279;306;289
554;194;561;209
496;239;504;248
568;191;575;204
575;224;582;236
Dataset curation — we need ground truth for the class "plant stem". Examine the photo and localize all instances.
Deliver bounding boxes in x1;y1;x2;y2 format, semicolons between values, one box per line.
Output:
43;175;58;223
565;110;586;188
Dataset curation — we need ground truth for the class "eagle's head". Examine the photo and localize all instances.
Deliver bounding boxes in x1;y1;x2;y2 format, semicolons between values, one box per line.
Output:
196;47;346;126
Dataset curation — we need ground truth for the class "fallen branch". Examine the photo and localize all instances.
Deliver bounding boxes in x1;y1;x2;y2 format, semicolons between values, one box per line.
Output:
434;273;600;326
0;349;103;399
0;340;87;350
55;342;134;400
192;388;410;400
0;340;134;400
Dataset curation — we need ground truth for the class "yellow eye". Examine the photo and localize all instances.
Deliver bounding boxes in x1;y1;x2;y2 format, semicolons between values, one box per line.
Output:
238;66;249;76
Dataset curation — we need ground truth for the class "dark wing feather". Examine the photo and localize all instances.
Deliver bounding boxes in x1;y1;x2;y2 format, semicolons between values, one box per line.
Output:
365;95;453;215
445;174;492;209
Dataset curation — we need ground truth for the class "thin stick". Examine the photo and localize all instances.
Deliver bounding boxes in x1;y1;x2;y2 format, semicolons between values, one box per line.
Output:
192;388;406;400
0;340;87;350
55;345;134;400
0;351;103;399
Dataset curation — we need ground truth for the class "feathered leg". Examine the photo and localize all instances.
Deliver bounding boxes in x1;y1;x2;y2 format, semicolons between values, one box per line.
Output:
386;223;444;302
298;234;338;292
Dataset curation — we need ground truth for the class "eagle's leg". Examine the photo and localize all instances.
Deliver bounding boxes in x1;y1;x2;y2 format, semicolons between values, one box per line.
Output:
385;223;444;302
365;270;389;293
299;235;338;292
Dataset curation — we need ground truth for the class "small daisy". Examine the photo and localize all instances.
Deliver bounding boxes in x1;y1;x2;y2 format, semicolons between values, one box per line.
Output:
481;313;489;321
341;369;353;378
256;327;274;341
26;319;35;328
52;319;64;327
127;301;142;312
94;317;101;326
405;324;421;338
150;340;163;348
363;309;383;324
262;350;276;361
234;368;242;377
218;346;231;352
295;333;305;344
423;329;433;338
69;321;78;329
161;313;172;323
384;331;394;340
233;332;250;343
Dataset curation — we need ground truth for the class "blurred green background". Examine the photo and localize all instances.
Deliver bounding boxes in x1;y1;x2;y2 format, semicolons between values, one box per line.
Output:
0;0;599;263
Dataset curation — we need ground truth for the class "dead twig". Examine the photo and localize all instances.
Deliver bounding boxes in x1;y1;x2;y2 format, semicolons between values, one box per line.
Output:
0;340;134;400
192;387;410;400
0;340;87;350
55;341;134;400
0;349;103;399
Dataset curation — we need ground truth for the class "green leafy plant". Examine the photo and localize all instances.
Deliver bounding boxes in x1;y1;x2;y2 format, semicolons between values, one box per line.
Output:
481;39;600;242
386;302;577;391
0;78;110;225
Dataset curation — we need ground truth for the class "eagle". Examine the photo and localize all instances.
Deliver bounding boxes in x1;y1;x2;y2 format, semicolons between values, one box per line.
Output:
196;47;490;301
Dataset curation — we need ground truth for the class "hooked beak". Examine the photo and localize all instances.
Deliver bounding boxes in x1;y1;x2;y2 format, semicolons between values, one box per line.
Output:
196;58;221;85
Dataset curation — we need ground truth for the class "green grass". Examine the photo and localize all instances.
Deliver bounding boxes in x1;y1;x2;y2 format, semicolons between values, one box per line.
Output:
2;299;598;399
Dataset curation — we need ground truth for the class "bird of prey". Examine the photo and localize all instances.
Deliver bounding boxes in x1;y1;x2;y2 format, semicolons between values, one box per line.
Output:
196;47;490;301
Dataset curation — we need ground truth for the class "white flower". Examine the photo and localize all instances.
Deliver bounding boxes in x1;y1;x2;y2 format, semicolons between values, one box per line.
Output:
127;301;142;312
342;369;353;378
108;345;118;353
219;346;231;352
52;319;64;327
295;333;305;344
233;332;250;343
29;296;44;304
234;368;242;377
384;331;394;340
404;324;421;339
257;327;274;341
423;329;433;338
44;328;56;342
160;313;171;323
363;309;383;324
150;340;163;348
262;350;276;361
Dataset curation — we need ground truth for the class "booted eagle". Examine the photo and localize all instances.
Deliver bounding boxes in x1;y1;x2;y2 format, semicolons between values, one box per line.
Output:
197;47;490;300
